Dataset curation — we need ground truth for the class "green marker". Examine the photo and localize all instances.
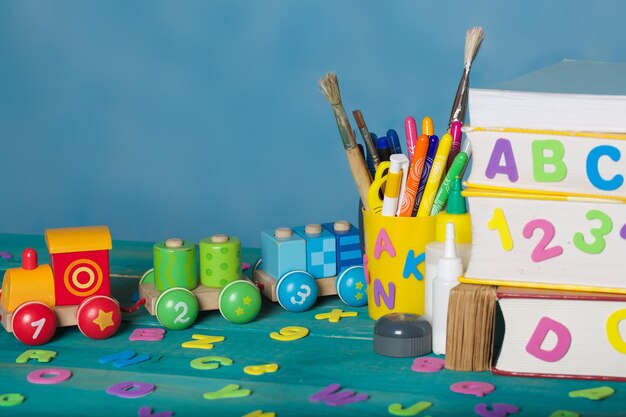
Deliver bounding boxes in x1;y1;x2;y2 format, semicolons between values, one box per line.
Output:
430;152;468;216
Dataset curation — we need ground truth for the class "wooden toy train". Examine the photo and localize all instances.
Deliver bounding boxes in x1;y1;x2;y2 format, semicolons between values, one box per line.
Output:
0;226;121;345
252;221;368;311
138;234;262;330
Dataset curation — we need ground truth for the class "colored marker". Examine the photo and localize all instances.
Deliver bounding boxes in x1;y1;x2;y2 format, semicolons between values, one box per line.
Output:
447;120;463;171
376;136;391;162
422;116;434;137
417;133;453;217
404;116;418;162
387;129;402;155
459;139;472;180
381;154;409;216
430;151;468;216
412;135;439;216
398;134;429;217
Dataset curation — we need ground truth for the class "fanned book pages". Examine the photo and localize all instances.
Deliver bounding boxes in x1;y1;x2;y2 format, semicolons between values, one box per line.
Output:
460;189;626;293
463;127;626;200
494;286;626;381
469;59;626;133
444;284;497;372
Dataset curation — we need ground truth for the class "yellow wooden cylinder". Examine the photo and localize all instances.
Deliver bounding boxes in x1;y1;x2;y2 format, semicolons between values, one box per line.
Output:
1;265;55;312
363;209;436;320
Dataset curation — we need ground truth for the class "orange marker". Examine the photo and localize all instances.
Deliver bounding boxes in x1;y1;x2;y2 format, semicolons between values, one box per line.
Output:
422;116;434;137
398;134;430;217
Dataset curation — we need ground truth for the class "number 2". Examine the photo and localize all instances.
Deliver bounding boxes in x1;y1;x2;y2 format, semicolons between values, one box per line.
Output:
174;302;190;324
523;219;563;262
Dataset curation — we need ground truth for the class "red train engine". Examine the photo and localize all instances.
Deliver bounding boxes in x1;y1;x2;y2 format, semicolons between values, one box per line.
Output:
0;226;121;345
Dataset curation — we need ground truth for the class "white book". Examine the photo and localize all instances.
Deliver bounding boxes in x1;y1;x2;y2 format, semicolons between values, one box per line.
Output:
461;189;626;293
469;59;626;133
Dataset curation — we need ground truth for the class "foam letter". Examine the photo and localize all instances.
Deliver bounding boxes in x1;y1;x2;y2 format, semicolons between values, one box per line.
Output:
0;393;25;407
106;382;155;399
475;403;520;417
181;334;225;349
374;228;396;259
129;328;165;341
403;250;425;281
15;350;56;364
450;381;495;397
203;384;251;400
309;383;369;406
606;308;626;354
587;145;623;191
532;140;567;182
485;138;519;182
373;279;395;309
525;317;571;362
99;350;150;368
138;407;173;417
27;369;72;384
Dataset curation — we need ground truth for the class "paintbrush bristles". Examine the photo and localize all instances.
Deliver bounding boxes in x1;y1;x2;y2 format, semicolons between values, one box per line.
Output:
319;72;342;106
464;26;485;67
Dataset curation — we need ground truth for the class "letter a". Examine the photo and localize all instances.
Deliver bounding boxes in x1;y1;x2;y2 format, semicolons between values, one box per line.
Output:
374;228;396;259
485;138;519;182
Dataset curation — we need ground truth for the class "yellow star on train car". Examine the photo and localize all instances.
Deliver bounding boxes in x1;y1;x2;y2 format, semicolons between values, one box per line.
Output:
243;296;252;305
236;307;245;316
355;282;364;290
93;309;114;331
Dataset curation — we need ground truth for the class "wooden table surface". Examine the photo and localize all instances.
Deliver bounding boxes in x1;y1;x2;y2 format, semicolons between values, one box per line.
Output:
1;233;625;417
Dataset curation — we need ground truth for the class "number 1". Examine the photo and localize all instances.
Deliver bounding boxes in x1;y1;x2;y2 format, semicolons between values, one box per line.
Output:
488;208;514;251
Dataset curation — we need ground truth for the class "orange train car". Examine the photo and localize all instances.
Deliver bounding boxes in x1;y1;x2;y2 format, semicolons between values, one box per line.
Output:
0;226;121;345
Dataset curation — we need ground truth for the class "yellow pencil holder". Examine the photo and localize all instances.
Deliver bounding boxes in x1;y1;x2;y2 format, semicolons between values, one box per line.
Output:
363;209;436;320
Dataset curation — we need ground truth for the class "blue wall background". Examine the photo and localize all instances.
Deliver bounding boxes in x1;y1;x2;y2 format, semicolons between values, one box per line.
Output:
2;1;625;247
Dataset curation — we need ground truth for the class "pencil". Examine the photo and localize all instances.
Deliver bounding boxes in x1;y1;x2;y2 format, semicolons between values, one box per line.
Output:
417;133;453;217
319;73;372;211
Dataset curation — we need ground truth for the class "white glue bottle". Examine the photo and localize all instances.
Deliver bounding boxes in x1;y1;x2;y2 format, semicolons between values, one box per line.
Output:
424;177;471;324
431;222;463;356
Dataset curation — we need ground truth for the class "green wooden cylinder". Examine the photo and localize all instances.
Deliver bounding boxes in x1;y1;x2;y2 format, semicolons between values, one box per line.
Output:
153;238;198;291
199;235;241;288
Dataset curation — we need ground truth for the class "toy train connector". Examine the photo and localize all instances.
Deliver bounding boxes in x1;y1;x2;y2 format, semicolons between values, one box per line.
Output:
252;221;368;312
0;226;121;345
138;234;262;330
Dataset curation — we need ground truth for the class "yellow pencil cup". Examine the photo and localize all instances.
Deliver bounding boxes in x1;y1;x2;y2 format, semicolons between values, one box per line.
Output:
363;209;436;320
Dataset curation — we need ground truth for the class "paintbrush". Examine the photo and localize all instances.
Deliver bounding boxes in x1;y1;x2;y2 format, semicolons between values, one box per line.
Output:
448;26;485;127
319;73;372;211
353;109;380;169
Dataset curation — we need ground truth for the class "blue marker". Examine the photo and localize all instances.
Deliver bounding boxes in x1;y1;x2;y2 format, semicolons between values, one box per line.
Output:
412;135;439;216
376;136;391;162
387;129;402;155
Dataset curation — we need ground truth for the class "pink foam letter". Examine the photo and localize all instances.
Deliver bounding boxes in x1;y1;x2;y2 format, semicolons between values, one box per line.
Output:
374;228;396;259
525;316;571;362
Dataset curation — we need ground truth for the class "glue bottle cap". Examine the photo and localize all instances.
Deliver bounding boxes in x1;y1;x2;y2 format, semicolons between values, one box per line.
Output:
436;222;463;282
446;177;467;215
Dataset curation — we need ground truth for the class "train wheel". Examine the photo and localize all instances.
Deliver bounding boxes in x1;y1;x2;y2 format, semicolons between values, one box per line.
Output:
336;266;368;307
11;301;57;345
77;295;122;339
140;268;155;285
155;287;198;330
275;270;318;312
251;258;262;276
218;280;262;324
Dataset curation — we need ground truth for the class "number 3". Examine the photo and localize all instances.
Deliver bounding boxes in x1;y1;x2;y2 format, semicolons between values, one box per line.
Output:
574;209;613;254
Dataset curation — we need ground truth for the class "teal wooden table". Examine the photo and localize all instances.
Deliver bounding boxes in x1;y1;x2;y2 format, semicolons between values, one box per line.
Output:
1;233;625;417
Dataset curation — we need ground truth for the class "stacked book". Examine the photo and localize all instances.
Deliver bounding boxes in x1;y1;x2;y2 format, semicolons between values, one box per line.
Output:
446;59;626;380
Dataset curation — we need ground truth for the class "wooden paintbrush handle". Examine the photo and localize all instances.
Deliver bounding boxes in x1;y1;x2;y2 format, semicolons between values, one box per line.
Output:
345;146;372;211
